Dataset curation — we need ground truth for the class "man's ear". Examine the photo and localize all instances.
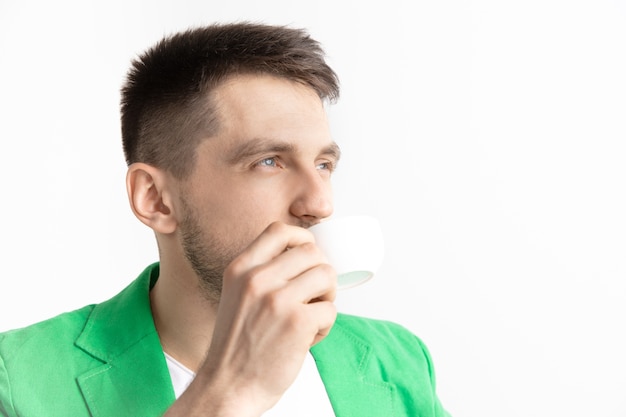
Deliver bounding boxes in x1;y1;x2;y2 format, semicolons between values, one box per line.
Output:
126;163;178;234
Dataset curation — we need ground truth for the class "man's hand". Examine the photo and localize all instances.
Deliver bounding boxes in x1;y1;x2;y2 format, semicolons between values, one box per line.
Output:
164;222;338;417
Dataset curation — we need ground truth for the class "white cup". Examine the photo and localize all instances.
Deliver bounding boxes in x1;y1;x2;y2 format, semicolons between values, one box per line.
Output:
309;215;385;290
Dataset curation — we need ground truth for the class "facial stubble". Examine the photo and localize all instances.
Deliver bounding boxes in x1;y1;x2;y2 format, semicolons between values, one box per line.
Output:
179;197;239;304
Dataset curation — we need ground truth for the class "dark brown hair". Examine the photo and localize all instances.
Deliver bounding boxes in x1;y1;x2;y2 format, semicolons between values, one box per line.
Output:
120;22;340;178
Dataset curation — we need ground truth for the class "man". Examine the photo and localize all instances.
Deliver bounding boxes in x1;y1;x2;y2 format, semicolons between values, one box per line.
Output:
0;22;450;416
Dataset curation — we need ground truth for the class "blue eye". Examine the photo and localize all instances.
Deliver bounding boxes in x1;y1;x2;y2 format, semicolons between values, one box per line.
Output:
316;161;335;172
256;157;280;168
259;158;276;167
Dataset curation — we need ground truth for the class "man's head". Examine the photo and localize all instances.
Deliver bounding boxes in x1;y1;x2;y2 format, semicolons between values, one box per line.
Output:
121;22;340;179
122;23;341;301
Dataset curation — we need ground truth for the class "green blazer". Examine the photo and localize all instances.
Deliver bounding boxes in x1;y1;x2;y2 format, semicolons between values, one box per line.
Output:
0;264;449;416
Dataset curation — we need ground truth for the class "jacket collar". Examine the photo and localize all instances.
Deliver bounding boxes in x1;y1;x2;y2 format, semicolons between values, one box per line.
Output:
311;316;398;416
74;263;175;417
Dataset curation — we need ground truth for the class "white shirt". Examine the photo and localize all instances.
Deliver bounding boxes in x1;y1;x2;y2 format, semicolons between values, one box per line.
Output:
165;351;335;416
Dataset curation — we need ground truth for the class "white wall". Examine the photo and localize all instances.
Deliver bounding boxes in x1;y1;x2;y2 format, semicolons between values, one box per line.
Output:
1;1;625;416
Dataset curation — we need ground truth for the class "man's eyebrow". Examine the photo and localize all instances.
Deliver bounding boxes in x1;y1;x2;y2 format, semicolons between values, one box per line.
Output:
322;142;342;162
226;138;341;164
226;139;296;164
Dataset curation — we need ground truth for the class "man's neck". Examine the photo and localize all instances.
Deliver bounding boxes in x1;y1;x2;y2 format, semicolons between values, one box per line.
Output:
150;261;218;372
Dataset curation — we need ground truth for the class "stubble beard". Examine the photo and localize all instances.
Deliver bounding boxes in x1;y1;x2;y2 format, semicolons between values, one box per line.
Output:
179;199;239;305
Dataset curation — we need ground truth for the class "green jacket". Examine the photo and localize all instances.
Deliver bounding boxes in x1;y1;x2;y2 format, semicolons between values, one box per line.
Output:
0;264;449;416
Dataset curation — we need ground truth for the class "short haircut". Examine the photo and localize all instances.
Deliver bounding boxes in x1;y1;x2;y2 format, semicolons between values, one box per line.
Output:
120;22;340;179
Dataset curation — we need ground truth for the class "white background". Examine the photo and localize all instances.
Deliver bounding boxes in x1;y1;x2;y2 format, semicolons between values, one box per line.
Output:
1;1;625;416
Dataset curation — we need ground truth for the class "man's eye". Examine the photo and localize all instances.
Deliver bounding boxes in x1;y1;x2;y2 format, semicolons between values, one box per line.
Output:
317;161;335;172
257;157;279;168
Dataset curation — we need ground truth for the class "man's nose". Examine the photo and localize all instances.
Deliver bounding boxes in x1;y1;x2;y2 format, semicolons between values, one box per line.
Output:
288;168;333;223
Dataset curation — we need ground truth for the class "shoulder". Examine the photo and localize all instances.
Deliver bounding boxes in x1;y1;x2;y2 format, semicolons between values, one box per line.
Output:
0;305;98;415
329;316;452;415
335;313;422;338
314;313;449;415
0;263;158;364
334;313;429;353
0;305;95;362
326;313;438;379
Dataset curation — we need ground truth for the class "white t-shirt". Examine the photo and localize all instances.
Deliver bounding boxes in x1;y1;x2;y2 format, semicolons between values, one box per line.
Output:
165;351;335;416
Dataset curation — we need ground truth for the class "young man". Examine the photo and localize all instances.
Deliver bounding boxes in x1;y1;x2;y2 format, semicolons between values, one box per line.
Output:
0;23;450;416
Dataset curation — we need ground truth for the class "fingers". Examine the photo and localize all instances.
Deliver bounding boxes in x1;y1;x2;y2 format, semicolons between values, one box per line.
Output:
224;221;334;294
219;220;338;345
305;300;337;346
233;222;316;272
291;265;338;346
285;262;337;304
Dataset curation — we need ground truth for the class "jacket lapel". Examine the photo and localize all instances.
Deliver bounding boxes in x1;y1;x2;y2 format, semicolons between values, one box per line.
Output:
311;316;398;417
74;264;175;417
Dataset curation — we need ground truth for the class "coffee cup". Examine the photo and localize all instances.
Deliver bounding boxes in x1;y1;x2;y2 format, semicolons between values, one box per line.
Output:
309;215;385;290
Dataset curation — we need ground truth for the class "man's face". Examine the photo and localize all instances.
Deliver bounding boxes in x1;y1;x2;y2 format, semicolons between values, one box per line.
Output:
176;74;339;300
